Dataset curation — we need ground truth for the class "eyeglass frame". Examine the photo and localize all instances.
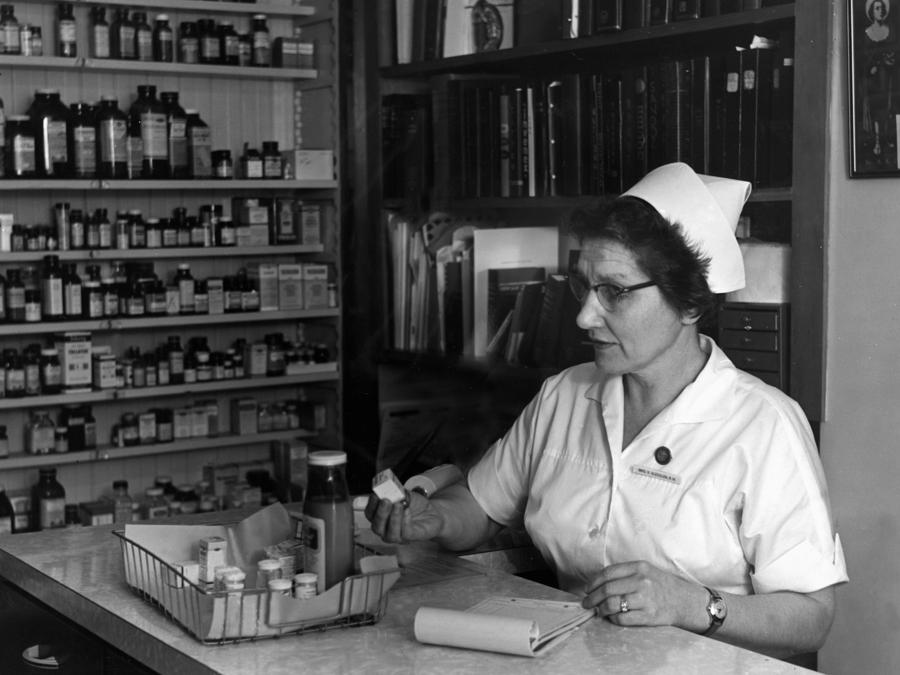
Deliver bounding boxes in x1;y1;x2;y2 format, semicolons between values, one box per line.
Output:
568;272;658;310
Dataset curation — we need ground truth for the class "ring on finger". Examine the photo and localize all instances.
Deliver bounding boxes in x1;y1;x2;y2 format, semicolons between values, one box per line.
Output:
619;596;629;614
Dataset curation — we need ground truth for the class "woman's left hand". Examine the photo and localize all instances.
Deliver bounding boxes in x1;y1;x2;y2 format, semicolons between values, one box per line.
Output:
582;560;707;629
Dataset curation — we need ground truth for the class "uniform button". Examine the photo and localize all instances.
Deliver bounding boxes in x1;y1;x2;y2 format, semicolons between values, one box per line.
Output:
654;446;672;465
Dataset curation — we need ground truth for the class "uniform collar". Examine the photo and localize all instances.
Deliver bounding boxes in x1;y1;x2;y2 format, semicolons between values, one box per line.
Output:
586;335;736;425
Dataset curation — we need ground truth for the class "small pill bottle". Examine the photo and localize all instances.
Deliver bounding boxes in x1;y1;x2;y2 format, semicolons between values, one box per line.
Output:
292;572;318;599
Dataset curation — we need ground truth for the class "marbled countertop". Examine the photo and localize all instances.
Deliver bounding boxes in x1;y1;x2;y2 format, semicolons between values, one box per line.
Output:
0;512;812;675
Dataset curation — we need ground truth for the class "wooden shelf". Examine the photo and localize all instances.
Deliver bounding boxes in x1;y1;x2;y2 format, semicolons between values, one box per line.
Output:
0;365;338;412
72;0;317;17
0;308;340;336
0;428;317;470
0;245;324;263
380;6;795;77
0;179;337;191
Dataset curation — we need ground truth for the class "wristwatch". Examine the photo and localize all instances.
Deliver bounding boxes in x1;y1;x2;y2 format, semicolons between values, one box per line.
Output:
703;587;727;636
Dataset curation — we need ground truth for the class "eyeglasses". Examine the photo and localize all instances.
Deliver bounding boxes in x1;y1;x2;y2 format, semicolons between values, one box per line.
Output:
568;273;657;310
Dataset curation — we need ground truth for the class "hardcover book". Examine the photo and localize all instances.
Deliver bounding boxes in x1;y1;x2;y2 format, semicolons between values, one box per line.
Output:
516;0;563;44
648;0;672;25
601;72;624;193
560;73;591;195
623;0;649;28
768;42;794;186
487;267;546;356
673;0;701;20
621;66;649;187
593;0;623;32
546;80;564;197
721;48;743;179
739;44;775;186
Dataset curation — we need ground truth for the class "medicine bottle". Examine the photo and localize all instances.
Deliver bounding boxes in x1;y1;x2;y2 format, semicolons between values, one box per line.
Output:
133;11;152;62
33;468;66;530
30;26;43;56
28;413;56;455
0;94;5;178
24;346;40;396
41;254;65;319
0;271;5;321
178;22;198;64
70;102;97;179
130;85;168;178
97;97;128;179
167;336;185;384
161;92;188;179
241;145;263;179
219;21;239;66
57;3;77;58
303;450;355;592
30;90;71;178
40;348;62;394
0;483;13;535
6;115;35;178
5;269;25;321
199;19;220;64
174;263;195;313
251;14;270;67
153;15;173;62
142;487;169;520
90;6;110;59
111;8;134;60
186;109;212;178
70;208;85;250
1;4;20;55
237;32;252;66
112;480;134;523
212;150;233;179
63;262;82;317
262;141;282;178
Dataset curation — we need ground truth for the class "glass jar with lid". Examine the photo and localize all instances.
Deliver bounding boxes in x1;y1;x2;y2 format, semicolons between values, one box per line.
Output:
27;410;55;455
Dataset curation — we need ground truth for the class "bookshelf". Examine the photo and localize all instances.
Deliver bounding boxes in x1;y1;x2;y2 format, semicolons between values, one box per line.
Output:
345;0;829;479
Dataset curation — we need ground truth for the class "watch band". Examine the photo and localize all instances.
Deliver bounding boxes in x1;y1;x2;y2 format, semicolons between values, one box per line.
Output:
703;586;726;636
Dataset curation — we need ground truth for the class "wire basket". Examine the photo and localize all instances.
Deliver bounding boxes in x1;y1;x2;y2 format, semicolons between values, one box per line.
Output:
113;529;395;644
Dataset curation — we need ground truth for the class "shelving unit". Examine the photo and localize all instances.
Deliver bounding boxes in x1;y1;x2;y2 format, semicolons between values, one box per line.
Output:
0;0;344;506
344;0;829;482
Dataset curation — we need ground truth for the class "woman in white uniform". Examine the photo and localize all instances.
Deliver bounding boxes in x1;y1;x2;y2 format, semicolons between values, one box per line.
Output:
367;163;848;659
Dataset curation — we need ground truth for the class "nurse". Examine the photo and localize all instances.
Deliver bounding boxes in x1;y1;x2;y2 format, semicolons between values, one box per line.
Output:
367;163;848;659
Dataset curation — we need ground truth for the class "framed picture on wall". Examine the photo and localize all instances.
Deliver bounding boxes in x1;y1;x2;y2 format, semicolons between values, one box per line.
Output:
848;0;900;176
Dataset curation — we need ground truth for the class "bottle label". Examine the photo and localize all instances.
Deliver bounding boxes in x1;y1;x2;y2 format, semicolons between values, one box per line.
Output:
0;516;12;535
127;136;143;176
40;497;66;529
119;26;135;59
43;277;64;315
137;30;152;60
47;120;69;163
100;119;128;163
303;514;326;593
7;286;25;310
59;21;77;46
74;126;97;174
13;136;36;172
3;26;19;52
93;25;110;58
66;283;83;316
180;37;199;63
141;112;168;159
169;120;188;168
202;36;220;60
179;279;195;311
189;127;212;177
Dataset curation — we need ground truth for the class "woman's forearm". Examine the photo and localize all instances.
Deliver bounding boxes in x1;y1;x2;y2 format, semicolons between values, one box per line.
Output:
429;483;503;551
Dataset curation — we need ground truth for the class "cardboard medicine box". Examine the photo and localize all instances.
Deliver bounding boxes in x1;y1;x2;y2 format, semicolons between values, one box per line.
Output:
302;263;330;309
247;263;279;311
54;332;93;390
299;202;322;246
231;397;259;435
278;264;304;310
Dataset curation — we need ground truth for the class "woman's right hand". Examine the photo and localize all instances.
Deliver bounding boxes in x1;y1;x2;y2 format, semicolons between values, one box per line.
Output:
365;490;444;543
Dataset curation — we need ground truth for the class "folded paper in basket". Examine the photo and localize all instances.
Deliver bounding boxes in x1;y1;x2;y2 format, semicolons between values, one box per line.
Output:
414;597;595;657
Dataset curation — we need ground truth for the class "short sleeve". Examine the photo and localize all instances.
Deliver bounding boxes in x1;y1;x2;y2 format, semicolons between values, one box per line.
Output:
739;399;849;594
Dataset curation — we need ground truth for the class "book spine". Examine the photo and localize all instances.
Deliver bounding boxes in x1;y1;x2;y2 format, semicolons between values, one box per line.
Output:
510;85;527;197
461;84;480;197
706;50;727;176
739;47;759;183
768;48;794;186
676;59;695;165
648;0;672;25
589;73;606;193
601;73;623;193
621;66;649;187
546;80;564;197
673;0;701;20
691;55;710;173
623;0;649;29
751;47;775;186
525;84;537;197
722;48;742;179
645;62;666;170
499;85;512;197
560;74;586;196
593;0;623;32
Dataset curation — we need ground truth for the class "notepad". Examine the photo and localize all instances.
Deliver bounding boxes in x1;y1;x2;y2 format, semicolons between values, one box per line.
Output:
413;596;595;657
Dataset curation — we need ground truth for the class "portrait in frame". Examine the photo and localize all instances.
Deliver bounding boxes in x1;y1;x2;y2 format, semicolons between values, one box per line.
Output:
849;0;900;176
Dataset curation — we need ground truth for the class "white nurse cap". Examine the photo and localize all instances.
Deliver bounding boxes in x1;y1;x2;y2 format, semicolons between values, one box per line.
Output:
621;162;751;293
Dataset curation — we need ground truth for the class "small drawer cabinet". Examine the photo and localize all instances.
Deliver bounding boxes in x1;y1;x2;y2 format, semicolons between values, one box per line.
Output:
718;302;789;393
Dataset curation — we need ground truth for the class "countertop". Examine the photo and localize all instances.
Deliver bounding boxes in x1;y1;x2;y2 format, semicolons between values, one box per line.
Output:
0;511;813;675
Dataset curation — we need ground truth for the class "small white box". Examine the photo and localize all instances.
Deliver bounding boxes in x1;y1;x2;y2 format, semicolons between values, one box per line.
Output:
292;150;334;181
54;332;93;390
0;214;14;251
299;203;322;246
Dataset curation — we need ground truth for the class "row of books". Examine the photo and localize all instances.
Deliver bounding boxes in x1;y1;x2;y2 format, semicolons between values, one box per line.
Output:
424;37;793;199
383;212;592;368
382;0;792;66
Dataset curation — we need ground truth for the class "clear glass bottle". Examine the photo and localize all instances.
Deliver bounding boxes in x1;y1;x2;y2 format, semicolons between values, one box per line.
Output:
186;109;212;178
90;5;110;59
27;411;56;455
129;85;168;178
167;335;185;384
112;479;134;523
251;14;270;67
32;467;66;530
219;21;239;66
303;451;355;591
41;254;65;319
174;263;195;314
57;2;77;58
5;269;25;322
161;92;188;179
178;21;198;64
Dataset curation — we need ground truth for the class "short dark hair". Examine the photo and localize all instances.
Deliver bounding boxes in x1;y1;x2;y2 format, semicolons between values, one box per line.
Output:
566;196;718;319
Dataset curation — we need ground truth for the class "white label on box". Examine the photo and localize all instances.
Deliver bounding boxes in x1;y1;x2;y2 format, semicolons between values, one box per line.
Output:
278;264;304;310
55;332;93;387
248;264;279;311
294;150;334;181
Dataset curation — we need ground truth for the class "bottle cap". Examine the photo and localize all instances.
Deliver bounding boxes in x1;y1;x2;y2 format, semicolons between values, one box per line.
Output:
308;450;347;467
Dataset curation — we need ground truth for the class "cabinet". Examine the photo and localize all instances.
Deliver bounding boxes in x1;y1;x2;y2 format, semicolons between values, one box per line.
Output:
345;1;830;474
718;302;789;391
0;1;343;508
